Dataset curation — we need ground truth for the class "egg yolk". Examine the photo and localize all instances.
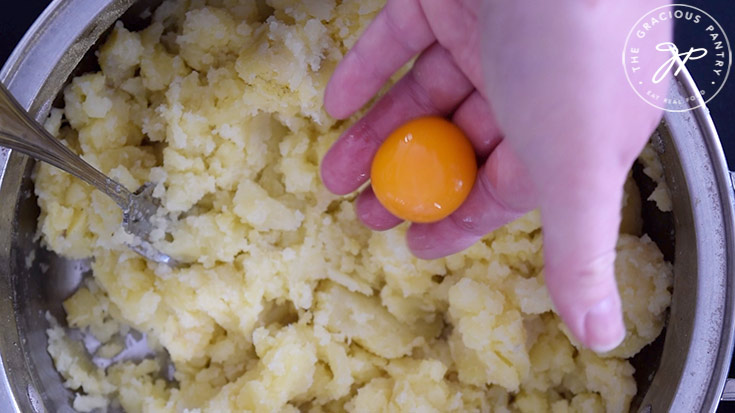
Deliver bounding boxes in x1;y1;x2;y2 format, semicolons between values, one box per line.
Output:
370;116;477;223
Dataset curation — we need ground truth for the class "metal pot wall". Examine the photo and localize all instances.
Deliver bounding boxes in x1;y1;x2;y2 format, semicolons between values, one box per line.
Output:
0;1;734;412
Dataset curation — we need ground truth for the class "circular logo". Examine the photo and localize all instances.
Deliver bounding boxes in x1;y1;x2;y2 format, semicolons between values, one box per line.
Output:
623;4;731;112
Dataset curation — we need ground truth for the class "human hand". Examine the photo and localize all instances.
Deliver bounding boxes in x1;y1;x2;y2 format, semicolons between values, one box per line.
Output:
320;0;672;352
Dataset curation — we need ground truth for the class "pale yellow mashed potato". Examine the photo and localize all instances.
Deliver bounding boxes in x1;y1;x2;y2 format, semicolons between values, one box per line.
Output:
36;0;673;412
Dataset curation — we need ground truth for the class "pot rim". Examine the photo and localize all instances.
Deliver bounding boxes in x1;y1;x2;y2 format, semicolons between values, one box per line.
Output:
0;1;136;412
660;65;735;411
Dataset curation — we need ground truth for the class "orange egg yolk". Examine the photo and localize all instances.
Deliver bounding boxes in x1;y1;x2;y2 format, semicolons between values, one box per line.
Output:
370;116;477;223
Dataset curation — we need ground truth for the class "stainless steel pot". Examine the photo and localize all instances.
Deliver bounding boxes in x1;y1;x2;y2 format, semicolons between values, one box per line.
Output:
0;1;734;412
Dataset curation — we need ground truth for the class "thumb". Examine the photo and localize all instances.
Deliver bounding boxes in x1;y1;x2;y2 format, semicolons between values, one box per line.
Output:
476;0;672;353
541;161;628;353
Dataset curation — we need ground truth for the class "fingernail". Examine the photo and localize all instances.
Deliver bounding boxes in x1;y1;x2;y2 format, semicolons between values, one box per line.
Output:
584;296;625;353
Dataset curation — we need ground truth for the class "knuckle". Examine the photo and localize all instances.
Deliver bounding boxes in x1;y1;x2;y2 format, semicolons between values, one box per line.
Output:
384;0;432;51
565;251;618;289
412;45;473;112
448;204;493;237
449;212;485;236
403;70;439;115
350;118;383;149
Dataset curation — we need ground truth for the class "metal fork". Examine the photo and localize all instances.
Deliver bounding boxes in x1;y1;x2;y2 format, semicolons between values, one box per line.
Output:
0;83;177;266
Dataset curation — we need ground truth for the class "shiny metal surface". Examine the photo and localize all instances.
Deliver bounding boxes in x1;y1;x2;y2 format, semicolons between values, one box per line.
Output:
0;83;129;207
722;379;735;402
0;1;141;411
0;1;733;412
633;67;735;413
0;83;175;265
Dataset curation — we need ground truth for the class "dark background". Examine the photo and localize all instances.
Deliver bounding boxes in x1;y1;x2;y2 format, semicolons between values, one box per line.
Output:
672;0;734;167
0;0;733;411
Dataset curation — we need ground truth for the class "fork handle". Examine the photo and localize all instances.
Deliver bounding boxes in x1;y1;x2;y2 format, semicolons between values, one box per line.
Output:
0;83;131;210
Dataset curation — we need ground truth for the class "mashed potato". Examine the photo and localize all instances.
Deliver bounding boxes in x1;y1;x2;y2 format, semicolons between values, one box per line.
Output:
36;0;673;412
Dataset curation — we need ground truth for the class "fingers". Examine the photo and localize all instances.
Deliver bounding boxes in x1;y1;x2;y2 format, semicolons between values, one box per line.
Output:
321;43;474;195
407;140;536;259
356;187;403;231
416;0;484;87
324;0;435;119
539;162;628;353
452;91;503;159
477;0;672;352
354;91;503;229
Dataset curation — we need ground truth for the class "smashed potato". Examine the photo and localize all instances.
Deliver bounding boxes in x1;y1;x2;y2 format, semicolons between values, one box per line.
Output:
37;0;673;412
